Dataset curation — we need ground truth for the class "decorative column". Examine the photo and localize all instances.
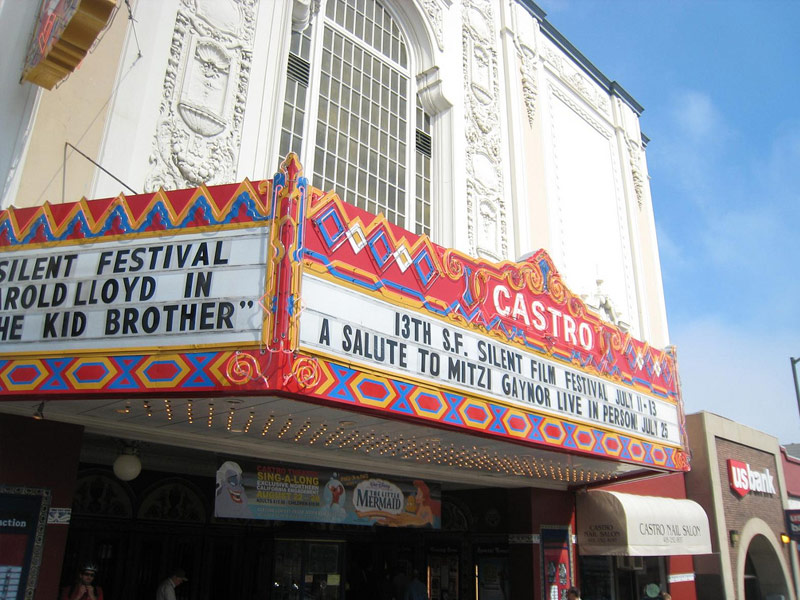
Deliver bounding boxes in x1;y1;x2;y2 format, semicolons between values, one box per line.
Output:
266;153;308;354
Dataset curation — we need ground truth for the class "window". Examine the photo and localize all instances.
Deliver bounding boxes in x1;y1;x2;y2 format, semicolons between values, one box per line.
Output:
278;0;432;236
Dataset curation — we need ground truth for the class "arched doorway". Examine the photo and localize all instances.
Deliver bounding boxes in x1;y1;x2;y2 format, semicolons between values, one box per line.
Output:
742;534;791;600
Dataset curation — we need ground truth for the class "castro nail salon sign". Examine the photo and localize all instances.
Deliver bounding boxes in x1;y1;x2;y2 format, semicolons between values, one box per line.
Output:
728;459;777;497
0;229;267;351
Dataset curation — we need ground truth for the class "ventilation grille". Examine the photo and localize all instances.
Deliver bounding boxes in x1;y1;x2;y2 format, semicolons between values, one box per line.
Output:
287;52;310;85
416;129;432;158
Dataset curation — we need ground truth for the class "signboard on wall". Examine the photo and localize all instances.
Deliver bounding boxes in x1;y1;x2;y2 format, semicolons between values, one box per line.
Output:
576;490;711;556
786;509;800;542
727;459;777;497
214;459;440;528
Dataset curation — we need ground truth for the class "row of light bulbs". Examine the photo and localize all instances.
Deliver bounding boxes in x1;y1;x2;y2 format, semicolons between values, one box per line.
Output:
118;398;617;483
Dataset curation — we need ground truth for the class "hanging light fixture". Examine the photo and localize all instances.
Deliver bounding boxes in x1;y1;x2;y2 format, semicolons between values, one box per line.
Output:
113;441;142;481
32;401;45;420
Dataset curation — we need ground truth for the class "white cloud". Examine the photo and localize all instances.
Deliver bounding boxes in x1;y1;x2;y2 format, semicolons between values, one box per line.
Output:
654;222;688;271
652;90;735;210
655;93;800;325
758;121;800;200
670;90;730;145
673;316;800;444
699;208;779;268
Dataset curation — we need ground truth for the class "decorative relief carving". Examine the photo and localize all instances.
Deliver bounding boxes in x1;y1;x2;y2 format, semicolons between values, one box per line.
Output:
543;44;610;116
462;0;507;261
423;0;444;51
145;0;256;192
515;41;538;127
291;0;320;32
626;136;645;208
138;479;207;522
477;199;498;258
581;278;629;331
544;46;563;74
72;473;133;518
549;83;610;139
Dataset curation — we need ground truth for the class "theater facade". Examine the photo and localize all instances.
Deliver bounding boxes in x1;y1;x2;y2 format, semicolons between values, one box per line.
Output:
0;156;709;600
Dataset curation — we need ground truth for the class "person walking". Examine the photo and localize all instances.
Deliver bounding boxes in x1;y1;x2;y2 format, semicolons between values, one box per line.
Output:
60;563;103;600
404;569;428;600
156;568;188;600
566;587;582;600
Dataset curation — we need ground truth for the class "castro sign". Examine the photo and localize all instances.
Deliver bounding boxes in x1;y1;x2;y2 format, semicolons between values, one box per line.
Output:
727;459;776;497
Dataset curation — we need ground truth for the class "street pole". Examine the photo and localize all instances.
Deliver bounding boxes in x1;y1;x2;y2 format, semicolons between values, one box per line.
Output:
792;357;800;421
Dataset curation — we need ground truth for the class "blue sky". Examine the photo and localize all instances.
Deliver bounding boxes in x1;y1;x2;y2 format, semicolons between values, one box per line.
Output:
534;0;800;443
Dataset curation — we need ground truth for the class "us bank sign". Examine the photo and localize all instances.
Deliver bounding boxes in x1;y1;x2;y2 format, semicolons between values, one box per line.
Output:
0;155;688;471
728;459;777;497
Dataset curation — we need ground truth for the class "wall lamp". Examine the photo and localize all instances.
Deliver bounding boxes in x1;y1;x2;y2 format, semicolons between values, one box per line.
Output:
113;441;142;481
32;401;45;420
729;529;740;547
781;533;791;545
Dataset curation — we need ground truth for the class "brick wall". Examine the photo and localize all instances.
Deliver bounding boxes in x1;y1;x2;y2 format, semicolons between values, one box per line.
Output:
714;437;792;573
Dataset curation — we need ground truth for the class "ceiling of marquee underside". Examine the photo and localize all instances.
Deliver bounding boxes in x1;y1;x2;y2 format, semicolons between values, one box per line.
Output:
0;394;654;490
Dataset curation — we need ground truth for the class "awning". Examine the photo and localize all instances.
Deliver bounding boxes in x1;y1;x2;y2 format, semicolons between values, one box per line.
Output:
576;490;712;556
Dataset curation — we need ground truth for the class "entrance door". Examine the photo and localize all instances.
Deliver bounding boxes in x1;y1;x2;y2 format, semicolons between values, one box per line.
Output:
272;539;344;600
743;535;791;600
129;529;203;600
428;553;458;600
613;556;665;600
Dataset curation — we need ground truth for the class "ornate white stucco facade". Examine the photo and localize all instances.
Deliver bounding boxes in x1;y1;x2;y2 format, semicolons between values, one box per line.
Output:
1;0;669;347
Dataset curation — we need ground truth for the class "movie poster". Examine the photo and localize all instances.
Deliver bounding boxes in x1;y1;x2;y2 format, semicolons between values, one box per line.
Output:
0;488;50;600
214;459;440;528
541;527;573;600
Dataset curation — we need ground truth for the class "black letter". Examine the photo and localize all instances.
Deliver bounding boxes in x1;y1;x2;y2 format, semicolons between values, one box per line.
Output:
319;318;331;346
105;309;120;335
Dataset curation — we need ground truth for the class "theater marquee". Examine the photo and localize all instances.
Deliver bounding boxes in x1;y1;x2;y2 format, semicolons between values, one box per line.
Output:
299;275;680;446
0;156;689;471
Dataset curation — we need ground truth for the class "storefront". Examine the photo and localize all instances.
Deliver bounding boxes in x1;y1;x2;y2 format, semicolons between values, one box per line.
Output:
782;446;800;600
574;471;709;600
2;157;698;600
685;412;800;600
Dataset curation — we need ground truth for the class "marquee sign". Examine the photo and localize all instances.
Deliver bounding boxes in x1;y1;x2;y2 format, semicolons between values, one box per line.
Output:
299;275;680;446
0;229;267;351
0;155;689;471
22;0;117;90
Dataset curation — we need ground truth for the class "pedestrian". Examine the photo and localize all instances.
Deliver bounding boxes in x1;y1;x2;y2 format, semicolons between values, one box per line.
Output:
566;587;581;600
60;563;103;600
404;569;428;600
392;566;410;600
156;568;188;600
